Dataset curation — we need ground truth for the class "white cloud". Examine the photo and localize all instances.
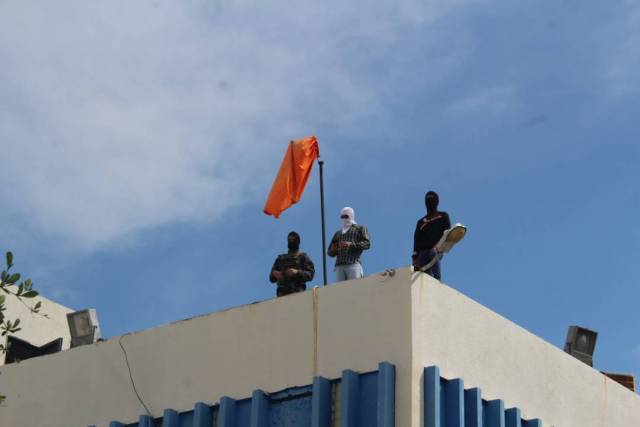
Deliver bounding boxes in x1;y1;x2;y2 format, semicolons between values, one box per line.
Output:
607;0;640;96
0;1;483;249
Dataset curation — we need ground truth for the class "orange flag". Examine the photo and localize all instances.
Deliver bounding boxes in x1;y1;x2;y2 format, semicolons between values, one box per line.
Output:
264;136;320;218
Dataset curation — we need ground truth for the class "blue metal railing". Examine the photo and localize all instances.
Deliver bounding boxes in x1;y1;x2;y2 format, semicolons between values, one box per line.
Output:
424;366;543;427
93;363;546;427
93;361;395;427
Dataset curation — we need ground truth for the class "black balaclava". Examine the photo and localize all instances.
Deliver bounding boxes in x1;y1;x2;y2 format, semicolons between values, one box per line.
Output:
425;191;439;214
287;231;301;252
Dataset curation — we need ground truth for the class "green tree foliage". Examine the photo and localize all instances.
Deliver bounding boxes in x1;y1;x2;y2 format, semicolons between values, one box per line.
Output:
0;251;46;404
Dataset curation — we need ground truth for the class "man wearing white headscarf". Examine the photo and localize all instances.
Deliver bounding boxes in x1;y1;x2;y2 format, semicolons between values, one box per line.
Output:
327;207;371;282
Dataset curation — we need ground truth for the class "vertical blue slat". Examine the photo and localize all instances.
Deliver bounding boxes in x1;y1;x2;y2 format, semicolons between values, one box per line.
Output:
424;366;441;427
485;400;505;427
464;388;482;427
523;420;542;427
109;423;125;427
377;362;396;427
505;408;521;427
340;369;360;427
250;389;269;427
162;409;179;427
193;402;212;427
312;376;331;427
139;414;154;427
219;396;237;427
444;378;464;427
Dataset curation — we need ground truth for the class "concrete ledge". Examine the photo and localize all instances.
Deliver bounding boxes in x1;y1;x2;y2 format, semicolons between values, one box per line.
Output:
1;268;638;427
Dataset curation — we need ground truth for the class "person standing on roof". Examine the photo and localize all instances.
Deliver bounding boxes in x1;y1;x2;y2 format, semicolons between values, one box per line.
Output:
328;207;371;282
412;191;451;280
269;231;315;297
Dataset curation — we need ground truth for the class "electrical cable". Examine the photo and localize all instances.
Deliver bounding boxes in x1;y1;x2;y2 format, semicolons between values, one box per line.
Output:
312;286;319;377
118;336;153;417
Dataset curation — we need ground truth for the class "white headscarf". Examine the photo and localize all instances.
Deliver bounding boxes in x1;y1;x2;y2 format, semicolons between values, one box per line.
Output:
340;207;356;234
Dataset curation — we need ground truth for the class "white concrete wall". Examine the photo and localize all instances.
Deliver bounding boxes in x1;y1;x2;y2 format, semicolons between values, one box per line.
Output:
1;290;74;365
316;267;414;426
411;272;640;427
1;268;638;427
0;270;414;427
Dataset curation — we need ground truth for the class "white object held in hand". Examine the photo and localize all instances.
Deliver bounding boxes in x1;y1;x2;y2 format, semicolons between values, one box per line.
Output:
435;223;467;254
420;223;467;273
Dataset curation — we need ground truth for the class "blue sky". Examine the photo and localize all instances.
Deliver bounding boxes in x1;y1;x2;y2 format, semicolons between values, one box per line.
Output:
1;1;639;381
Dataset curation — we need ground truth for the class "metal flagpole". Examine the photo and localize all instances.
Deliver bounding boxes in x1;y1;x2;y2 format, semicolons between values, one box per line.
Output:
318;160;328;286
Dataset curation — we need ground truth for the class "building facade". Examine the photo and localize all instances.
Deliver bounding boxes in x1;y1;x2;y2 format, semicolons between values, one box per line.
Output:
0;268;638;426
1;291;73;366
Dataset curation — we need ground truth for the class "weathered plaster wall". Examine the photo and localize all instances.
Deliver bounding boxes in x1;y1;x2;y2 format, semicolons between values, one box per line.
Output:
0;270;413;427
1;268;639;427
411;272;640;427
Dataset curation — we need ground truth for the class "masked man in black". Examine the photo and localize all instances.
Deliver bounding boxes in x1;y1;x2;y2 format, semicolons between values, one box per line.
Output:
269;231;315;297
412;191;451;280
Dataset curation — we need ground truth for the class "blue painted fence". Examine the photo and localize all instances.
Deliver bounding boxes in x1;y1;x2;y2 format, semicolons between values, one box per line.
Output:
92;363;546;427
92;361;395;427
423;366;543;427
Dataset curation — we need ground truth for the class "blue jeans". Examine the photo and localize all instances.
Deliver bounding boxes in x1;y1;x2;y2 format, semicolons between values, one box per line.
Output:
335;263;364;282
415;249;441;280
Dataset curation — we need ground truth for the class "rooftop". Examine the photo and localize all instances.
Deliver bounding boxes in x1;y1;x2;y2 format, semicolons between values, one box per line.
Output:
1;268;639;427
